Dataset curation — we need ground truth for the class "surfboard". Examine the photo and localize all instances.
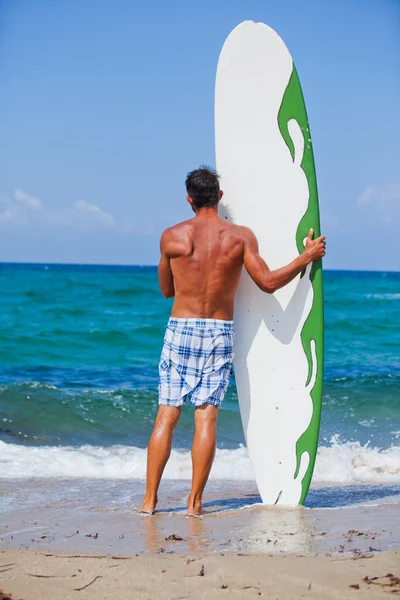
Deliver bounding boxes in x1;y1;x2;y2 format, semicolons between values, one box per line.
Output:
215;21;323;506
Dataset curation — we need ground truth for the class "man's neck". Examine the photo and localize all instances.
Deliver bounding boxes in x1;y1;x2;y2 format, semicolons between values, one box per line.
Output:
194;206;219;219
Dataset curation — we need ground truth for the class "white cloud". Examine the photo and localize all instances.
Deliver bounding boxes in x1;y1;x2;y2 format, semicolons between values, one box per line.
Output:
358;183;400;206
75;200;115;228
0;199;28;225
358;187;373;205
42;200;115;230
357;183;400;223
14;189;43;210
0;190;116;231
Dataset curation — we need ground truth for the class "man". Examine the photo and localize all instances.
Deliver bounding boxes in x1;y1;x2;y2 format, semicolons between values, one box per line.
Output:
141;166;326;516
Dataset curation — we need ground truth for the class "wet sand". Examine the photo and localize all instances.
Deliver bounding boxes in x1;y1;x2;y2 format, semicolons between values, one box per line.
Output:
1;478;399;599
1;478;399;556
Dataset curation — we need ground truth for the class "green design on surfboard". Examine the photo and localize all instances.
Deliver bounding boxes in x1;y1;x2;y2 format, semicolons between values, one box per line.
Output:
277;64;324;505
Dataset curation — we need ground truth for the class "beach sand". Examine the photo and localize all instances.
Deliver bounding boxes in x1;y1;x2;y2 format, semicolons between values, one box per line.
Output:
1;478;399;599
1;478;399;555
1;549;399;599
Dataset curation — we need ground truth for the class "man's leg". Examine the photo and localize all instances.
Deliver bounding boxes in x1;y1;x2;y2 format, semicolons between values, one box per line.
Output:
141;405;181;514
187;403;219;516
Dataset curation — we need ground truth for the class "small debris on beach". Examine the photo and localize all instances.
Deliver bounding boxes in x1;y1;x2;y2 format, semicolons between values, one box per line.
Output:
221;584;228;589
242;586;260;590
165;534;183;541
0;590;14;600
73;575;102;592
349;583;360;589
343;529;378;540
362;573;400;591
28;573;62;579
66;530;79;538
85;532;99;539
198;565;205;576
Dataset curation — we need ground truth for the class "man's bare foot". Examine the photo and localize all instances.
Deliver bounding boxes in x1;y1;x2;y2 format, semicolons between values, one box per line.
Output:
140;494;158;515
187;495;205;517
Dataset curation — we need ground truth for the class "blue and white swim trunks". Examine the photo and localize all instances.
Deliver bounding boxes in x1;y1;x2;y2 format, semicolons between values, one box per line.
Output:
158;318;235;407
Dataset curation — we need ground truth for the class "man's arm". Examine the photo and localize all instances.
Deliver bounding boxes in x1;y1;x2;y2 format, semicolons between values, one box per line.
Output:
243;227;326;294
158;229;175;299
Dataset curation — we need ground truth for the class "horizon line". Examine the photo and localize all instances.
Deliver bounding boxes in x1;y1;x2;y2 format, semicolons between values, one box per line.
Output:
0;261;399;274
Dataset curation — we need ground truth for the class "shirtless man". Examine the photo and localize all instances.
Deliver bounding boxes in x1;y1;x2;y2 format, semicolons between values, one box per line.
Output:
141;167;326;516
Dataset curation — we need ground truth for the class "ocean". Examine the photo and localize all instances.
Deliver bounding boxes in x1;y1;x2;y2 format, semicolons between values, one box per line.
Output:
0;264;399;488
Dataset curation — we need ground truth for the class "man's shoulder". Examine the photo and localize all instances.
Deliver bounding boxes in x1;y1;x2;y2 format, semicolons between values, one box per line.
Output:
160;220;193;250
162;219;193;238
224;222;254;240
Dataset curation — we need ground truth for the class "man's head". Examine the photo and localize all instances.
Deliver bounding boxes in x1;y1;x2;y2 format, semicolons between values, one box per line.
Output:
185;166;223;211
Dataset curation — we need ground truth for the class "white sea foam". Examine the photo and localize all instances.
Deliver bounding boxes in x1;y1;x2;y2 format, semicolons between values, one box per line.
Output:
364;293;400;300
0;440;399;483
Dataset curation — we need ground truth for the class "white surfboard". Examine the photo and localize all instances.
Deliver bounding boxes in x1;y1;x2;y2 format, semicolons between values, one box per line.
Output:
215;21;324;506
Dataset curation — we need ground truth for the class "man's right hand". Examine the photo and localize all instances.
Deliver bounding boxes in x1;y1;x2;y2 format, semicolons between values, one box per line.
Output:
303;228;326;263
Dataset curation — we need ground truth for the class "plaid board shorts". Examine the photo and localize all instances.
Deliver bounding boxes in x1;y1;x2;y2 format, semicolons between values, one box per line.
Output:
158;318;235;407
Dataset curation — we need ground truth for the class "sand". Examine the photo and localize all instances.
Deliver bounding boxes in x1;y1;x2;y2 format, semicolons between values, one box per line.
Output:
1;478;399;599
1;549;399;599
1;478;400;556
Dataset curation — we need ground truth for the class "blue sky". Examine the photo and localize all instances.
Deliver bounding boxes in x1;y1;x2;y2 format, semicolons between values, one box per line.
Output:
1;0;399;270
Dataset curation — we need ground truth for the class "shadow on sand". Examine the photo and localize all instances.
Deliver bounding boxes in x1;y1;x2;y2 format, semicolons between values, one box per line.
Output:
161;485;400;514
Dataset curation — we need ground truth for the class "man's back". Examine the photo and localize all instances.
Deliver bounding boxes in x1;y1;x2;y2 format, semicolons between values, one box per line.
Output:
164;213;245;320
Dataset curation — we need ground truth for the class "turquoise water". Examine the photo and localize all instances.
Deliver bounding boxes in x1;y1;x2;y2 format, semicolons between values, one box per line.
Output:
0;264;399;483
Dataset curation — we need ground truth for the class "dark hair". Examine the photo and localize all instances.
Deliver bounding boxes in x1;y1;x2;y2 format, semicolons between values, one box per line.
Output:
185;166;220;209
